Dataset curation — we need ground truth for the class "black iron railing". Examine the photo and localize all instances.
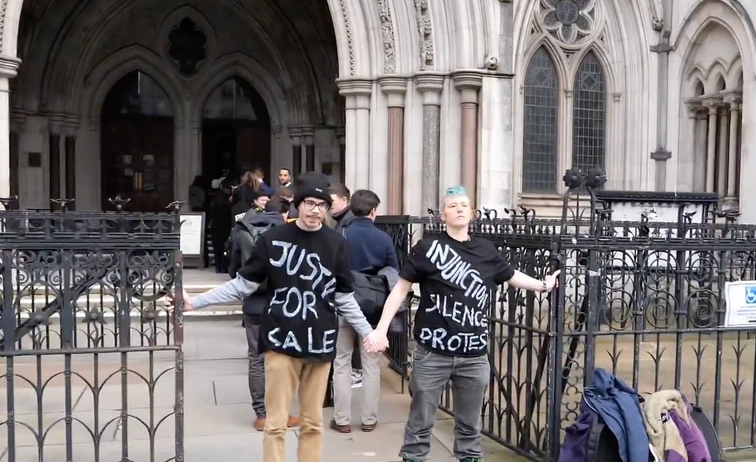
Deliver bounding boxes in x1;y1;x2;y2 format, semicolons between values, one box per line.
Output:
0;197;185;462
378;171;756;461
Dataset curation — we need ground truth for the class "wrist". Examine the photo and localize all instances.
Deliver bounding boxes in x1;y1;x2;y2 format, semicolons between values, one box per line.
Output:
540;280;547;293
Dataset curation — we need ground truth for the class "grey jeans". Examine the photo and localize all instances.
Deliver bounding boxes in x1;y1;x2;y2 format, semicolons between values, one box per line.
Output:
244;315;266;418
399;345;489;461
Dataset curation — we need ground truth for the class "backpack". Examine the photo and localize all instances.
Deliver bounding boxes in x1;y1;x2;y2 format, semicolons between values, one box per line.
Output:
235;222;274;267
689;404;726;462
351;271;390;325
559;397;626;462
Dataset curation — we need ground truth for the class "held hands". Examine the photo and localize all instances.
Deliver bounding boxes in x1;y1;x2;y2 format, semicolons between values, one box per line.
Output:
543;270;561;292
363;329;389;353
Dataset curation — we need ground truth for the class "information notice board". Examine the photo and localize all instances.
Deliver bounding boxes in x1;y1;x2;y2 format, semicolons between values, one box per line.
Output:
180;213;205;268
724;280;756;327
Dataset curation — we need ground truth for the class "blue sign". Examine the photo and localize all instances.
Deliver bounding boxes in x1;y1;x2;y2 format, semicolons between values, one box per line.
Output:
745;286;756;305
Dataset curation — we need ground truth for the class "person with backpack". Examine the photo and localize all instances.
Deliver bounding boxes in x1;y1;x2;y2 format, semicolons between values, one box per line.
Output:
228;197;301;432
330;189;399;434
370;186;560;462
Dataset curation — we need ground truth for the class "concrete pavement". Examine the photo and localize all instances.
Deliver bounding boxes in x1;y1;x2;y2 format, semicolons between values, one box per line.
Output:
0;319;527;462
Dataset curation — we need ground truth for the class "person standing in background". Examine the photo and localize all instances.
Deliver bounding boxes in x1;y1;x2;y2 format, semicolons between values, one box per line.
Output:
331;189;399;434
278;168;293;187
208;180;233;273
327;184;364;388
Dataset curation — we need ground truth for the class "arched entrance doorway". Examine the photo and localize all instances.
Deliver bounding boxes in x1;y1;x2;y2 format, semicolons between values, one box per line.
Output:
100;70;175;211
201;77;271;185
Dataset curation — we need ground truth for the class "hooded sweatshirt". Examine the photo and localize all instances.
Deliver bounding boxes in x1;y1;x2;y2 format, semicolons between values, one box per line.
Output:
229;211;285;317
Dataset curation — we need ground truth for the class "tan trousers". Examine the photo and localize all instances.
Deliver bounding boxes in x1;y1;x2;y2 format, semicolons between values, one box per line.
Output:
263;350;332;462
332;324;382;426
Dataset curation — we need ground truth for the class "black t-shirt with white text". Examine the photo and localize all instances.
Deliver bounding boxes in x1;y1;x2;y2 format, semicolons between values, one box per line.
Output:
400;232;515;357
239;222;354;361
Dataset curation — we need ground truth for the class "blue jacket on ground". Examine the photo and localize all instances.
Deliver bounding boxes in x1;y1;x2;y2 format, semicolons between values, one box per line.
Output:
342;217;399;272
583;368;649;462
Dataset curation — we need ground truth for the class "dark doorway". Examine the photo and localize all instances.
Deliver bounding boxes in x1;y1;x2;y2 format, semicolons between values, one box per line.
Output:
202;77;271;184
100;70;174;211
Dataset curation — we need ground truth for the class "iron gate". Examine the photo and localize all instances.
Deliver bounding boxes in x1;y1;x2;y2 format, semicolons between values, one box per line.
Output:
382;170;756;461
0;198;185;462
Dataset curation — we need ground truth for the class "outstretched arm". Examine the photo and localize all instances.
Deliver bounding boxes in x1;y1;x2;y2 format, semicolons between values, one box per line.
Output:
507;270;560;293
375;278;413;333
192;276;261;309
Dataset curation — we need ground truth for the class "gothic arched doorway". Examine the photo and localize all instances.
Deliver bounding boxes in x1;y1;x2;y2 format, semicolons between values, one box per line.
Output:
100;70;175;211
201;77;271;185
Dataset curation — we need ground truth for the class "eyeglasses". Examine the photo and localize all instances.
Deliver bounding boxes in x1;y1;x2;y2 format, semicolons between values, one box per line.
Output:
302;199;330;212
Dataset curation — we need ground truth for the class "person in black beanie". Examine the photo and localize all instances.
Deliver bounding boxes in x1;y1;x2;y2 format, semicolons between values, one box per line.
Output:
170;172;389;462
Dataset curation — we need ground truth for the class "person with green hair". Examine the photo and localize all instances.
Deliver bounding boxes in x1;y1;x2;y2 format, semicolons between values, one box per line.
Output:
372;186;560;462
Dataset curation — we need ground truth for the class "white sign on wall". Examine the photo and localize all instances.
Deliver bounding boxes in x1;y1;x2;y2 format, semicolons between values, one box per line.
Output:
724;281;756;327
180;213;205;257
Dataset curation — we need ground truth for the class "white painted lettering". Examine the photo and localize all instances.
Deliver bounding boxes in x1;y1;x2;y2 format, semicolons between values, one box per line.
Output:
266;240;340;354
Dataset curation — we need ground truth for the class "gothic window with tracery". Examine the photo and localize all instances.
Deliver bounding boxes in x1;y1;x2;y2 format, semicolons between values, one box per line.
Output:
523;47;559;193
572;52;606;172
521;47;607;193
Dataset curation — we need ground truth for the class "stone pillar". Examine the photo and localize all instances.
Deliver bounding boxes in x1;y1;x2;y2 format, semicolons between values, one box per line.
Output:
302;126;316;172
336;126;346;184
685;100;705;191
716;105;729;197
0;57;20;200
725;94;742;202
703;98;720;193
9;113;23;199
453;72;483;206
289;126;302;177
338;79;373;189
693;112;708;191
379;77;408;214
415;73;445;212
64;124;77;210
48;119;62;206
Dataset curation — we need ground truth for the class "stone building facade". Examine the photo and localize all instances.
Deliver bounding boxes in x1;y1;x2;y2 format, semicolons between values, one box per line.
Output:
0;0;751;218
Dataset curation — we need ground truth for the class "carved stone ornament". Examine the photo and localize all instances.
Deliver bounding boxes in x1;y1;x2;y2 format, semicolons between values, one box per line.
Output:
339;0;356;75
0;0;7;51
168;18;208;76
377;0;397;74
540;0;596;46
414;0;435;71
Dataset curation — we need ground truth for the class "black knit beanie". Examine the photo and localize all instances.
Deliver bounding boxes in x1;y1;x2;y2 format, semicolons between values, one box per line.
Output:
292;172;332;208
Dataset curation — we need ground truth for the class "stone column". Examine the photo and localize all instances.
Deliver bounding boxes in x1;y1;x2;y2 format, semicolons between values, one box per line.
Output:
684;100;705;191
379;77;408;215
415;73;445;212
694;112;708;191
703;98;720;193
48;119;62;206
453;72;483;206
64;124;77;210
10;113;24;199
302;126;316;172
716;105;729;197
725;94;742;202
0;57;20;200
338;79;373;189
289;126;302;177
336;126;346;184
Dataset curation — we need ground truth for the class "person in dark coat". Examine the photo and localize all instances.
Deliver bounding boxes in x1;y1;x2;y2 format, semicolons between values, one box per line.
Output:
209;183;233;273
